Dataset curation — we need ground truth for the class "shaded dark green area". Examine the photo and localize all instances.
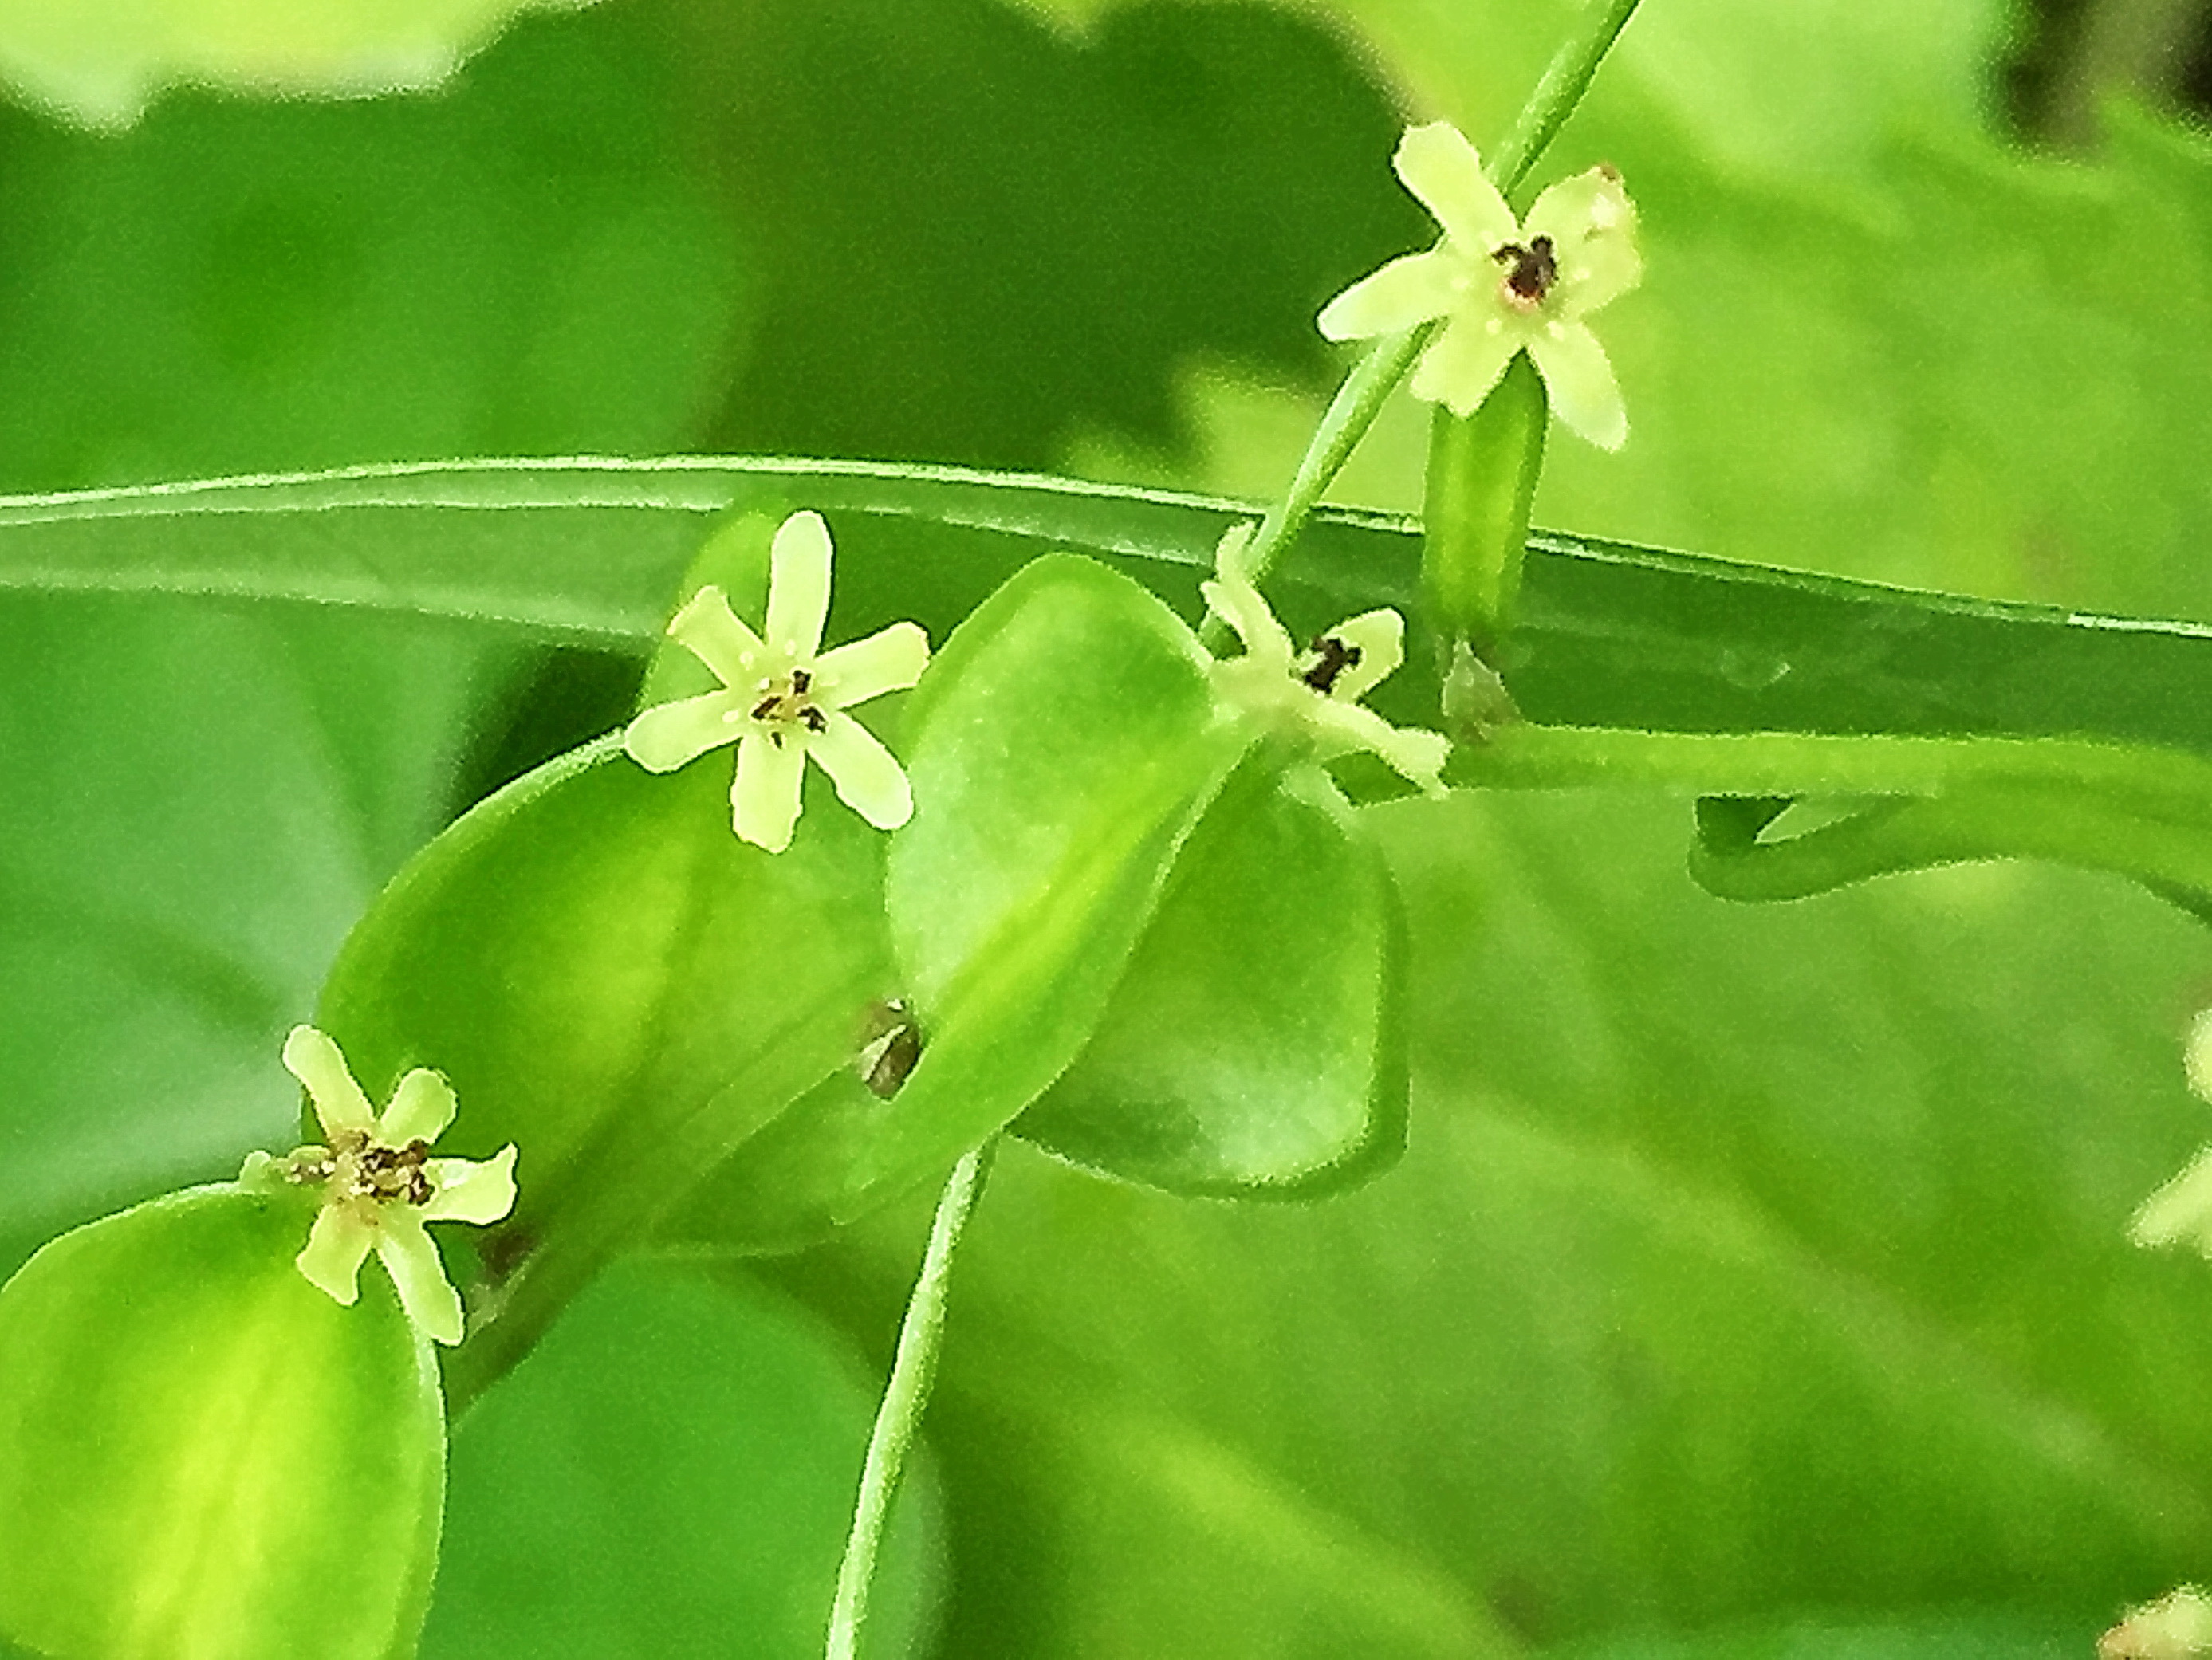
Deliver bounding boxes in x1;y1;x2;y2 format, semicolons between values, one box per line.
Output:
0;0;1420;494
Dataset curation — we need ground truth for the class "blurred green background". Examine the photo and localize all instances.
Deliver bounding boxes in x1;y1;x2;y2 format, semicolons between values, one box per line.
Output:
4;1;2212;1655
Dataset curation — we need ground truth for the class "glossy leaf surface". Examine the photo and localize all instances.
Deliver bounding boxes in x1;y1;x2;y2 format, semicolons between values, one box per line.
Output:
313;739;897;1384
859;554;1250;1210
8;458;2212;761
0;1186;443;1660
1020;759;1407;1196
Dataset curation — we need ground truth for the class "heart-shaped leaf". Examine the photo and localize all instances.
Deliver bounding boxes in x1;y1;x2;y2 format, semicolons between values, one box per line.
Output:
1017;757;1408;1196
849;554;1251;1214
0;1185;443;1660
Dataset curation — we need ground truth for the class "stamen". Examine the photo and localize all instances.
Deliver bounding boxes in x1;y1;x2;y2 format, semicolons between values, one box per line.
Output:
1492;234;1557;303
1301;635;1364;694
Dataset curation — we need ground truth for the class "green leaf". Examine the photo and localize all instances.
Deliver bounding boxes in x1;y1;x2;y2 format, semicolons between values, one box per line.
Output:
0;1186;443;1660
10;459;2212;760
423;1257;943;1660
855;554;1251;1212
0;6;741;490
313;738;898;1394
0;0;577;125
0;596;505;1259
1423;353;1548;655
769;788;2212;1655
1019;760;1407;1197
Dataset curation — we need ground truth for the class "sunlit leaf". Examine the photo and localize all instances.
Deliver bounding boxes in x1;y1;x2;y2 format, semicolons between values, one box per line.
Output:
1021;760;1407;1197
0;1186;443;1660
0;0;585;129
313;739;897;1391
855;554;1250;1212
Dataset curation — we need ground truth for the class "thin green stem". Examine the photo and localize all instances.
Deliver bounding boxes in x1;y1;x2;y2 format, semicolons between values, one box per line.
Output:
1489;0;1648;198
1216;0;1648;624
1690;785;2212;903
1201;326;1430;650
1450;721;2212;904
1448;722;2212;826
826;1141;996;1660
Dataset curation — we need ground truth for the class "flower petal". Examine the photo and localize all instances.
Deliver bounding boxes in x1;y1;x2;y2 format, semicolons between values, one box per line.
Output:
1309;699;1451;797
295;1205;375;1306
375;1213;464;1346
810;711;914;830
1321;608;1405;705
2186;1007;2212;1101
1316;250;1462;343
378;1068;456;1146
815;621;930;708
667;585;764;686
624;690;748;774
1410;316;1521;418
422;1145;519;1225
1199;526;1293;668
1525;165;1642;318
2132;1147;2212;1254
1393;121;1517;253
281;1025;375;1138
1529;321;1627;450
766;509;835;659
733;728;806;852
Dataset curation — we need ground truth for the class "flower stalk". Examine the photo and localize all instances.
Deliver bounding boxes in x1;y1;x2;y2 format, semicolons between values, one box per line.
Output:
1223;0;1648;604
827;1142;996;1660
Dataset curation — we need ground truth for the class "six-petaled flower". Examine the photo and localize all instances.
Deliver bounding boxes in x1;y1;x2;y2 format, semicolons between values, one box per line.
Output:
2131;1009;2212;1257
1318;120;1642;450
1202;525;1450;796
241;1025;517;1346
624;510;930;852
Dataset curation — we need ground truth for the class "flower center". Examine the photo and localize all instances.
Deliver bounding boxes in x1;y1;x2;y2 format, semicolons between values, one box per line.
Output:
749;667;830;746
1298;633;1364;695
284;1128;434;1207
1492;234;1557;305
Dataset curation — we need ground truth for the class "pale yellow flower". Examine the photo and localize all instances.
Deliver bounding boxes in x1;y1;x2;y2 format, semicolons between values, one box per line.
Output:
242;1025;516;1347
1319;121;1641;449
2100;1586;2212;1659
624;510;929;852
1202;526;1449;796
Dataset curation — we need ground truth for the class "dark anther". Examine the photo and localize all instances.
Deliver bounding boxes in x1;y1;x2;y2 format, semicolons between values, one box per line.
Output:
801;706;829;734
1493;234;1557;302
858;998;923;1099
791;667;812;694
752;694;781;721
1301;634;1364;694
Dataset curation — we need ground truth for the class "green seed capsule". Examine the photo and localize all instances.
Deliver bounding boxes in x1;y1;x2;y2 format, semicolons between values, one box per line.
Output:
1419;351;1548;661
